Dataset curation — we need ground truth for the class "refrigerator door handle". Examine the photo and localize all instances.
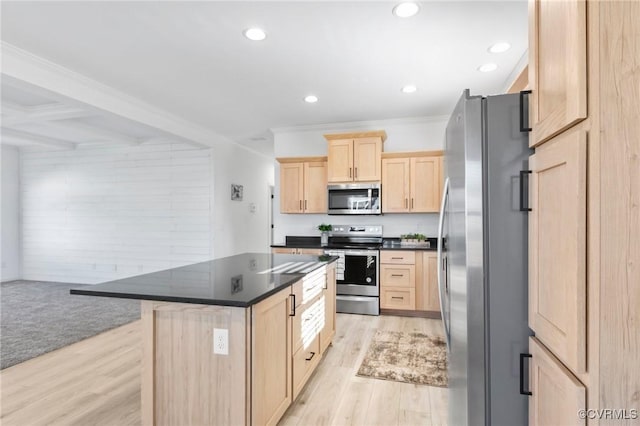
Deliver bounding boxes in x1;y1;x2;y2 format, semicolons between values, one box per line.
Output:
437;177;451;351
519;90;532;132
519;353;533;395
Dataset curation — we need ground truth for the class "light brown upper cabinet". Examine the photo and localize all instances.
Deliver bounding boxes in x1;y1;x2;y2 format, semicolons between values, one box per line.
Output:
529;128;587;375
277;158;327;214
381;152;442;213
528;0;587;147
324;131;386;183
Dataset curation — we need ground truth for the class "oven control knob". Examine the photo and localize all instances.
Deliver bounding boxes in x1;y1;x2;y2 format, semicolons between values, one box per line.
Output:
366;277;372;283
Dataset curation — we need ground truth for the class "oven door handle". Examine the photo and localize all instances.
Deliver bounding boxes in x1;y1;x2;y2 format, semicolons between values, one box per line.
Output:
437;177;451;352
341;250;379;257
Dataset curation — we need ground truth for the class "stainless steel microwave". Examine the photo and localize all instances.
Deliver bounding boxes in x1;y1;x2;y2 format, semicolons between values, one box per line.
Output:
327;183;381;215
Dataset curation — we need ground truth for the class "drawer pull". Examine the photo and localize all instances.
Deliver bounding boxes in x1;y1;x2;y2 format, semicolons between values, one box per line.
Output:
305;352;316;361
391;274;404;277
391;296;404;300
391;257;404;260
289;294;296;316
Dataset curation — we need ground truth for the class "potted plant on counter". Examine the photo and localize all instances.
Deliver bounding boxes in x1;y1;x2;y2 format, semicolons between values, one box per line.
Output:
400;233;428;246
318;224;332;247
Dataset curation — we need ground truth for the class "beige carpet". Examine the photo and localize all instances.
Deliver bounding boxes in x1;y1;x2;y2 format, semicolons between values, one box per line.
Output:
357;330;448;387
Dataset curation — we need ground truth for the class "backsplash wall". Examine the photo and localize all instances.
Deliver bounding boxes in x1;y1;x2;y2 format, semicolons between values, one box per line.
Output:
272;116;448;244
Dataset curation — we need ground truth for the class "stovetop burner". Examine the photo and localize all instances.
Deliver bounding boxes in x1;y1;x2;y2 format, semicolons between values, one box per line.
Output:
325;224;383;251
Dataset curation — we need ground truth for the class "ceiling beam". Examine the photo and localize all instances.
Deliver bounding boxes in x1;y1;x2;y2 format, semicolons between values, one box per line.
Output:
2;104;95;127
43;120;143;146
1;128;76;150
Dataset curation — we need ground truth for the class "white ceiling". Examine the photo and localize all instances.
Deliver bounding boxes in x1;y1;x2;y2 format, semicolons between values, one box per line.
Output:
1;1;528;156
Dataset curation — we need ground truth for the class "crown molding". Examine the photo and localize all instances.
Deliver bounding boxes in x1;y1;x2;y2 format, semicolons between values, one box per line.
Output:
502;49;529;94
0;42;271;159
270;115;450;135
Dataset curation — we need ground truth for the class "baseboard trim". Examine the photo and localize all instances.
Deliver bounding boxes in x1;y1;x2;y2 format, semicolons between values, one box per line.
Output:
380;309;442;319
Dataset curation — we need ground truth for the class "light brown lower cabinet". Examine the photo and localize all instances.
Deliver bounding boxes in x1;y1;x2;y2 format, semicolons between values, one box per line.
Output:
141;263;336;426
528;337;586;426
252;288;293;426
380;250;440;315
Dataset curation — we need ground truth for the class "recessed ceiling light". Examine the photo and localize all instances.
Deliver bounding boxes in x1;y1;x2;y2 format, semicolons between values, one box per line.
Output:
304;95;318;103
478;63;498;73
488;42;511;53
243;28;266;41
393;2;420;18
401;85;417;93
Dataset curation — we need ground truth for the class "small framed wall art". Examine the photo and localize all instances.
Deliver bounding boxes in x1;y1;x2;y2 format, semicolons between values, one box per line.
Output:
231;184;243;201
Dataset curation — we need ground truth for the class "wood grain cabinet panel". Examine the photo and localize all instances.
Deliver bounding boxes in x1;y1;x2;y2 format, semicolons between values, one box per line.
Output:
279;160;327;214
529;337;586;426
320;264;336;354
382;155;442;213
529;0;587;147
380;264;415;288
382;158;410;212
353;137;382;182
381;288;416;310
416;252;440;312
251;290;292;426
280;163;304;213
410;156;442;212
326;134;383;183
327;139;354;183
303;162;328;213
529;129;587;375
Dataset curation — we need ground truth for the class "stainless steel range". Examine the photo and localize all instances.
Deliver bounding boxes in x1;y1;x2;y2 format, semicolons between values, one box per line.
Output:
324;225;382;315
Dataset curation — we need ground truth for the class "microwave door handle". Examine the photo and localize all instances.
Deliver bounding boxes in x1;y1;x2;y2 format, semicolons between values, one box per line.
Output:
437;177;451;352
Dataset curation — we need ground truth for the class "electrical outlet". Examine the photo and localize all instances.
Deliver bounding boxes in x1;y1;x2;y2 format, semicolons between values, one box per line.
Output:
213;328;228;355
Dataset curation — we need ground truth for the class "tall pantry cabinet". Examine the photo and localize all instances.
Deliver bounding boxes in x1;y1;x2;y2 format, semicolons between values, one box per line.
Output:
526;1;639;424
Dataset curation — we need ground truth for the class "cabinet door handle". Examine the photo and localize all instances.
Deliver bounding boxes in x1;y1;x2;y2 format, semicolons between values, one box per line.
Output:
405;198;408;208
391;274;404;277
304;200;307;210
355;167;358;178
519;170;532;212
299;200;302;211
411;198;414;209
519;353;532;395
305;352;316;361
289;294;296;316
519;90;532;132
349;168;352;178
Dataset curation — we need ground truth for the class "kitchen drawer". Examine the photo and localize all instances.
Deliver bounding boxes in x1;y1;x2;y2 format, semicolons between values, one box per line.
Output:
380;288;415;310
291;268;325;308
380;250;416;264
380;264;415;288
292;296;324;353
292;334;321;399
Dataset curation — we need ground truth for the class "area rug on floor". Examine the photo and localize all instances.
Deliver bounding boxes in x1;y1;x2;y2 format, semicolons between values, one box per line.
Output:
357;330;448;387
0;280;140;370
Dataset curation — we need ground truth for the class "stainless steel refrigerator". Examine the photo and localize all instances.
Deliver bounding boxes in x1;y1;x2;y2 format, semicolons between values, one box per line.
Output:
437;90;532;426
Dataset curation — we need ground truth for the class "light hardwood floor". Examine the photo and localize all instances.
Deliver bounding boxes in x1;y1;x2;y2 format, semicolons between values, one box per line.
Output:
0;314;448;426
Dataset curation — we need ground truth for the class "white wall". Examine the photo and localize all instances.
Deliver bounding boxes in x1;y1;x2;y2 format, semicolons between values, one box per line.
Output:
19;141;273;284
272;117;448;243
212;142;274;258
1;145;22;282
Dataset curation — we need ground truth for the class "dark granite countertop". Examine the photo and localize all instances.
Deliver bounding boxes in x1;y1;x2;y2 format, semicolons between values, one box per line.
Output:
271;236;437;251
71;253;337;308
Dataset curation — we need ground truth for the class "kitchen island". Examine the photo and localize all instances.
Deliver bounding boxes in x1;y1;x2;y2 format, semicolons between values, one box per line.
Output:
72;253;338;426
